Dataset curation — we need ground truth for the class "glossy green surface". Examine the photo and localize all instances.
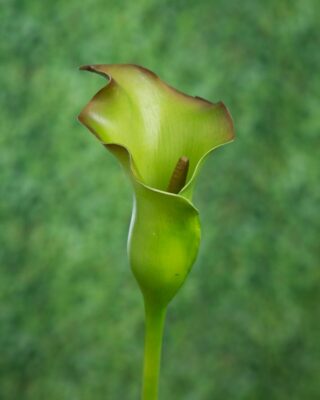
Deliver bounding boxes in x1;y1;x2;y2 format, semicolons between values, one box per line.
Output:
2;1;319;399
79;64;234;307
79;65;234;197
78;65;234;399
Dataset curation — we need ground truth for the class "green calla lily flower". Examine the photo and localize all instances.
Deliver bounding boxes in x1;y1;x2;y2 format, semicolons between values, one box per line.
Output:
78;64;234;400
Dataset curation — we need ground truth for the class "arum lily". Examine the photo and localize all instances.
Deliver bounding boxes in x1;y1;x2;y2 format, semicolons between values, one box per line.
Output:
78;64;234;400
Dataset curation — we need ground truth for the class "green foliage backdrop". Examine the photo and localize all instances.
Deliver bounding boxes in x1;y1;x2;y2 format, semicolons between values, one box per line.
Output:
1;0;319;399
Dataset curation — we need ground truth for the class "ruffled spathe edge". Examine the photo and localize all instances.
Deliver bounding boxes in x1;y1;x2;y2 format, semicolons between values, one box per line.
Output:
78;64;235;208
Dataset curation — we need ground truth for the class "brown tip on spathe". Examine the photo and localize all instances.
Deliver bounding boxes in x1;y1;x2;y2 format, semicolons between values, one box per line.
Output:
79;65;94;71
78;65;112;80
167;156;189;194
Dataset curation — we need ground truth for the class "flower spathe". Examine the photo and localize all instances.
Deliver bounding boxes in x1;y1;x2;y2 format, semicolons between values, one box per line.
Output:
78;64;234;306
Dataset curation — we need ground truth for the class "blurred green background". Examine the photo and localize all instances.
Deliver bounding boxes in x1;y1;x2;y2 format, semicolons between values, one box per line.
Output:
1;0;319;399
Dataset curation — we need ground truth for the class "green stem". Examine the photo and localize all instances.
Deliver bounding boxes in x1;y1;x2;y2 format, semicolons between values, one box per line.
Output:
142;298;167;400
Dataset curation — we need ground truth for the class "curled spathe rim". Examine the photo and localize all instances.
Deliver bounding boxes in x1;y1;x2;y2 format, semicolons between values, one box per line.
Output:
78;64;235;210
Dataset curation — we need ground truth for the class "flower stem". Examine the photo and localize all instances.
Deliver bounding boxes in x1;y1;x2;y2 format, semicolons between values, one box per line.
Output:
142;298;167;400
